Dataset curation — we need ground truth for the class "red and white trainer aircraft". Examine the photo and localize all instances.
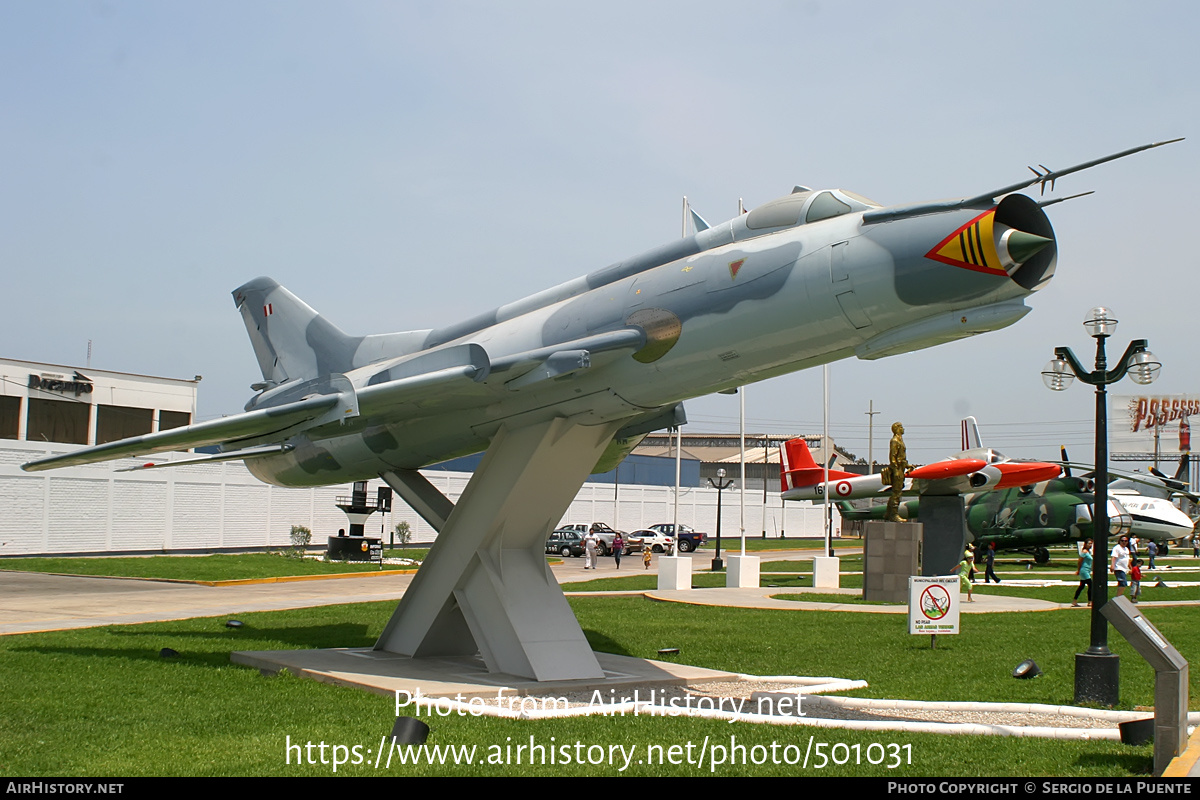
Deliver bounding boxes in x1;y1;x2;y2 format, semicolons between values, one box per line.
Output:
780;417;1062;502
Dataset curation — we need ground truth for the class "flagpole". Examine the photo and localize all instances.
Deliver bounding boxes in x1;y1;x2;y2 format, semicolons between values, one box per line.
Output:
823;363;831;556
673;425;681;536
740;387;746;556
673;196;688;539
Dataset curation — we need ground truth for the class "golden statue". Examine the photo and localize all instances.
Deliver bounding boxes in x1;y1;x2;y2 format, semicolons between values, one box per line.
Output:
882;421;911;522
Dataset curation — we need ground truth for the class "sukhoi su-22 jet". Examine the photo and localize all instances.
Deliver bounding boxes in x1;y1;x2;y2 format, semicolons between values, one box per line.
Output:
23;139;1181;681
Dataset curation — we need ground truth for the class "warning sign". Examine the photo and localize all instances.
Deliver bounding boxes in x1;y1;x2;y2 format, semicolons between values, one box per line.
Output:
909;576;960;635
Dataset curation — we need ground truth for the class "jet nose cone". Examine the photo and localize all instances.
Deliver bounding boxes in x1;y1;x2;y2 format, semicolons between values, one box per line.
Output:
1001;229;1054;267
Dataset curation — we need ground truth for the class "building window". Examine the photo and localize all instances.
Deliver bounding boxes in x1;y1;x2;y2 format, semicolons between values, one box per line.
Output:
27;398;89;444
96;405;153;444
159;410;191;431
0;396;19;439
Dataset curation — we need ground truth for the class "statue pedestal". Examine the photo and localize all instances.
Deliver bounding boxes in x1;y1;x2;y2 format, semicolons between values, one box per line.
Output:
918;495;969;577
863;521;922;603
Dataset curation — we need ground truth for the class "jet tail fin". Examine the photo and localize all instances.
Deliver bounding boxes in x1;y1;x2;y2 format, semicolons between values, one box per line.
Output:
961;416;982;451
779;438;819;492
1174;454;1190;484
779;437;858;491
232;277;359;388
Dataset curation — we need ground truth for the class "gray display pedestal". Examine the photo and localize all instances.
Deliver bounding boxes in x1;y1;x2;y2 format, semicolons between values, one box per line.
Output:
863;521;922;603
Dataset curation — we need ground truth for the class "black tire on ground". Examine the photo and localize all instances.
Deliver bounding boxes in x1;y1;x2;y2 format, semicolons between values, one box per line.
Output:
560;546;572;557
678;540;693;553
1034;547;1050;564
599;544;610;556
652;545;664;553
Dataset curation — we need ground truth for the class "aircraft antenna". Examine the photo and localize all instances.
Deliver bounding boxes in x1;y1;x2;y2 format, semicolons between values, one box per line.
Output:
1038;191;1094;208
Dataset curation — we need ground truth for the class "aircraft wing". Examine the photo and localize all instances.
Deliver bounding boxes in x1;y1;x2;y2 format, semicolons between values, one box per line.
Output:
1065;461;1199;502
21;328;650;474
911;459;1062;495
21;393;347;472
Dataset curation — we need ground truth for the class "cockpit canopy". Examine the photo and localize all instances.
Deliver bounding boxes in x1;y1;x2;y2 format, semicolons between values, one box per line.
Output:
745;188;881;231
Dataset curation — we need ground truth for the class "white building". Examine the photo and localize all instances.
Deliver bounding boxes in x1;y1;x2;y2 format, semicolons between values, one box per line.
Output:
0;357;198;446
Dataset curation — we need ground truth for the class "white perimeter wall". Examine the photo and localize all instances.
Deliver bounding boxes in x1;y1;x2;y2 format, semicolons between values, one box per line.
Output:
0;441;835;556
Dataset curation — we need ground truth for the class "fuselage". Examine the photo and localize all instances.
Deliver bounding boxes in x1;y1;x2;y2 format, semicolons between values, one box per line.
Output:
246;190;1056;487
1109;491;1195;542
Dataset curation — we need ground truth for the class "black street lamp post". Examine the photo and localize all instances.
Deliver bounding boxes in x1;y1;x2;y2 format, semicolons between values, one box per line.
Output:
708;467;733;571
1042;306;1161;706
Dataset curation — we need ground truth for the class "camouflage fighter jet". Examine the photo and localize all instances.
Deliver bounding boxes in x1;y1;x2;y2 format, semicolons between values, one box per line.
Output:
20;140;1181;681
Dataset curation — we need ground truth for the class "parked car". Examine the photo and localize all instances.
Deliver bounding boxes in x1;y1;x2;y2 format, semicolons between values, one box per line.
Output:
555;522;619;555
645;523;707;552
545;529;586;557
624;529;675;554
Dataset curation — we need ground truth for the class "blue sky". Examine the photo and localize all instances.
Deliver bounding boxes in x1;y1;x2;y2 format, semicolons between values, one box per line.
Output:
2;1;1196;464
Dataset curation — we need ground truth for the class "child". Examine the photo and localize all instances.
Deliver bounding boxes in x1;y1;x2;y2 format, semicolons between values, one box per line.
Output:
1130;558;1143;603
958;549;975;602
642;547;652;570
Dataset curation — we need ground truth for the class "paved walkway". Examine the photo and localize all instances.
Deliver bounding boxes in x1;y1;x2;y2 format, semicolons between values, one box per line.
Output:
0;569;416;635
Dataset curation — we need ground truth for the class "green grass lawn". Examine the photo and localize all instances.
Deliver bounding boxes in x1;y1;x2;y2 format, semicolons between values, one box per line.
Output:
0;597;1172;777
0;552;428;582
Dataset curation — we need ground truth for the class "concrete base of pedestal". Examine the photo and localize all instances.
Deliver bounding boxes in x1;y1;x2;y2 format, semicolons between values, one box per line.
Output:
657;555;692;590
726;555;760;588
813;556;841;589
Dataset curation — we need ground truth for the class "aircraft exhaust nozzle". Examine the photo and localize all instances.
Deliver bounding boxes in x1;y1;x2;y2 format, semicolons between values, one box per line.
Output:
996;227;1054;274
968;465;1002;491
994;193;1057;292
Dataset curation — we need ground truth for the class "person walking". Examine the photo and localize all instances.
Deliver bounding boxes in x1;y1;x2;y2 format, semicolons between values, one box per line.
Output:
612;533;624;569
1111;535;1131;597
583;531;599;570
1072;540;1093;607
984;542;1001;583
